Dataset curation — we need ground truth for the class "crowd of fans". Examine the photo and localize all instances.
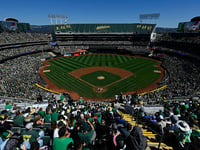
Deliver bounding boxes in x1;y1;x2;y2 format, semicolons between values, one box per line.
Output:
162;55;200;96
0;98;148;150
134;98;200;150
0;53;51;98
0;32;52;99
0;32;50;44
0;94;199;150
0;45;50;60
138;54;200;104
156;33;200;44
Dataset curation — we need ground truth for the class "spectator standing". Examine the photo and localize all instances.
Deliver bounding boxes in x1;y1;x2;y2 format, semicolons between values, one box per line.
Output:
78;119;95;149
51;109;59;122
13;110;25;127
5;102;12;111
53;127;73;150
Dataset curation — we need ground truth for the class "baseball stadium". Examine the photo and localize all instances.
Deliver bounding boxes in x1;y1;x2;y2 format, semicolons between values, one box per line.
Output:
0;14;200;150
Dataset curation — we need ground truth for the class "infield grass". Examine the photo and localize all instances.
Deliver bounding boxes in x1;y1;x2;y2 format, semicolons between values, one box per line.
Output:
81;71;121;86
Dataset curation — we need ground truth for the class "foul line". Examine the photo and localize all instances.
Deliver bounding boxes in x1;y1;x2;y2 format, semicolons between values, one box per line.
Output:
139;85;168;95
34;83;61;94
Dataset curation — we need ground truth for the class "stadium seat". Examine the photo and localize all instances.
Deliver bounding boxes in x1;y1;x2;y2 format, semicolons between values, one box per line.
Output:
32;128;41;133
11;127;21;134
42;136;51;146
43;123;51;129
21;128;26;133
21;128;41;133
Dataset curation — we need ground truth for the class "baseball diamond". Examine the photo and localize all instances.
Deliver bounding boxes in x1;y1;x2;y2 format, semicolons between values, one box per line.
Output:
40;54;164;100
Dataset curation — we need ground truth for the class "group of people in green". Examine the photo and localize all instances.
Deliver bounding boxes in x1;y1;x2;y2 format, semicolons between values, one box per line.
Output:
1;96;200;150
0;99;134;150
141;99;200;149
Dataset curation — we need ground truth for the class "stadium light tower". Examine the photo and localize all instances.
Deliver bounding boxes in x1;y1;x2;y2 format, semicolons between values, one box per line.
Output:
48;14;67;25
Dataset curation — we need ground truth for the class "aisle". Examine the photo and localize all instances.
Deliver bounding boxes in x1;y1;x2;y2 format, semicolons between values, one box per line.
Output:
119;111;173;150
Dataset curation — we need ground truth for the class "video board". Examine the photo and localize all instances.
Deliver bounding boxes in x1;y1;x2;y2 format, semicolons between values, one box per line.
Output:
0;21;31;32
178;21;200;32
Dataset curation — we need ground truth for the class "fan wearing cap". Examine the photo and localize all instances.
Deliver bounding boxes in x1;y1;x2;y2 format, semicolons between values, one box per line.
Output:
78;119;95;148
53;121;65;138
0;114;11;131
175;120;192;146
0;130;13;150
21;122;40;146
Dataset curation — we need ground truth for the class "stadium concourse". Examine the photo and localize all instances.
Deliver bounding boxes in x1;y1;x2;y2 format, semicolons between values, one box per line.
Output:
0;29;200;150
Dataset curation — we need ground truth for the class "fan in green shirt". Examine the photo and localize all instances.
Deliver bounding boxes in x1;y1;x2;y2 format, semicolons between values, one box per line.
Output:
78;120;95;147
37;108;45;118
53;127;74;150
5;102;12;110
79;97;83;104
44;114;51;123
51;109;60;122
13;110;25;127
60;95;64;102
21;122;39;143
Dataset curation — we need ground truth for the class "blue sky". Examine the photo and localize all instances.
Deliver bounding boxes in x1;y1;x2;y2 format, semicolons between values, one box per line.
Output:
0;0;199;27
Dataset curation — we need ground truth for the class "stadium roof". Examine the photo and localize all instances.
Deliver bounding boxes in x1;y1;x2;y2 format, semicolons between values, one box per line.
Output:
191;16;200;22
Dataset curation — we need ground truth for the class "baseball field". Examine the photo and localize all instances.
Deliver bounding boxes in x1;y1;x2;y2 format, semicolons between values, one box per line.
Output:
40;54;164;100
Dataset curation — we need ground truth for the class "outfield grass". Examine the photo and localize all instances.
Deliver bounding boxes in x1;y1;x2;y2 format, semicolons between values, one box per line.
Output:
43;54;162;98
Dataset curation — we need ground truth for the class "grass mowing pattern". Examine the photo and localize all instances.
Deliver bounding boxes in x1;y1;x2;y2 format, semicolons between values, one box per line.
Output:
81;71;121;86
43;54;162;98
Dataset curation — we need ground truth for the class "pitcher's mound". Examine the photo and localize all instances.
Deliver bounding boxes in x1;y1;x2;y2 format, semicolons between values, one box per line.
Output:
97;76;105;80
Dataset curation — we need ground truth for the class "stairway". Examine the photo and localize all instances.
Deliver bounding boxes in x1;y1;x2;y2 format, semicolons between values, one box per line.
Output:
119;111;173;150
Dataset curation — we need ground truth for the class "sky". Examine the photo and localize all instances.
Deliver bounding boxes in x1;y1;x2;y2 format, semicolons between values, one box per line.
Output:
0;0;199;28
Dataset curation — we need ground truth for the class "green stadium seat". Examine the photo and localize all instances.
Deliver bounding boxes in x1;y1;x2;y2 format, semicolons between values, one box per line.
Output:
42;136;51;146
91;24;96;32
74;24;80;33
21;128;26;133
85;24;90;32
121;24;127;33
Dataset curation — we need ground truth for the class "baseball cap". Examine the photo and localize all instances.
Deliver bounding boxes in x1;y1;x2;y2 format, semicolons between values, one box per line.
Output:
58;121;64;127
159;115;164;120
0;115;5;120
177;120;190;133
25;122;33;129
